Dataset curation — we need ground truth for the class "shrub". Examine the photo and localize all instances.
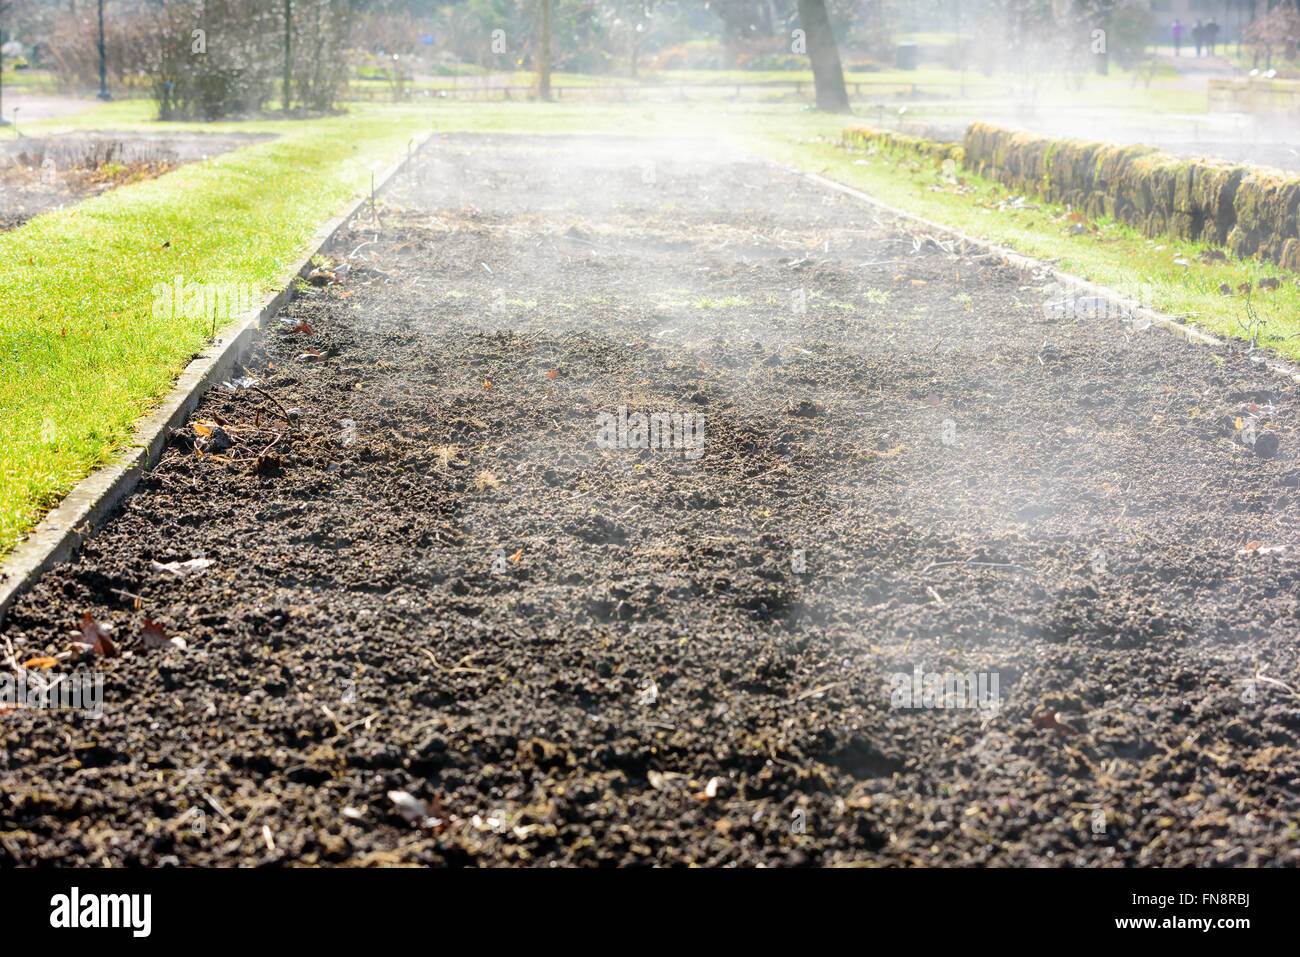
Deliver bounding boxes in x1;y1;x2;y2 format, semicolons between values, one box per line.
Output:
148;0;279;120
45;0;353;120
961;122;1300;269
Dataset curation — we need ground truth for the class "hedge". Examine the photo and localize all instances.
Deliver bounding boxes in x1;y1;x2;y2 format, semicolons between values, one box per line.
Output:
844;121;1300;272
958;122;1300;270
842;125;964;167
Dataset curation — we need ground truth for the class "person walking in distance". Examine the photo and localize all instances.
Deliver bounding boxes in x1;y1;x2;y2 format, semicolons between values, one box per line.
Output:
1192;19;1204;57
1171;19;1184;56
1205;18;1220;56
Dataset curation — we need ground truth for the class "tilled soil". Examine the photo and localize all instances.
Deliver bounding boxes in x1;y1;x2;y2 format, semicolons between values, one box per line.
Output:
3;134;1300;866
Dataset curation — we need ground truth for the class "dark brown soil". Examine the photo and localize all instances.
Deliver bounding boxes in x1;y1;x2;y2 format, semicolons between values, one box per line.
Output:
3;134;1299;867
0;131;274;231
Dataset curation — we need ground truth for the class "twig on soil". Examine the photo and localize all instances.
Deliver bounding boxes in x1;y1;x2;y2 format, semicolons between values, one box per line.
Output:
744;461;792;483
921;559;1035;576
794;681;844;702
255;433;281;459
0;638;61;689
246;387;293;426
202;792;235;834
109;587;145;606
1251;673;1300;703
420;648;489;675
337;712;379;735
320;705;380;740
2;636;25;676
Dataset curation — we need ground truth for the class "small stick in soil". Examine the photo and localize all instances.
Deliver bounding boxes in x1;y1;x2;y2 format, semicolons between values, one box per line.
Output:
247;387;293;426
203;793;235;824
420;648;489;675
921;559;1035;576
109;587;145;608
2;637;25;676
794;681;844;702
256;433;281;459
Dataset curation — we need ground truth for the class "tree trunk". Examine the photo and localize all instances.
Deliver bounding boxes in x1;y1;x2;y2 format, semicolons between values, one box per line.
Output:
537;0;552;101
282;0;292;114
630;34;641;77
796;0;850;113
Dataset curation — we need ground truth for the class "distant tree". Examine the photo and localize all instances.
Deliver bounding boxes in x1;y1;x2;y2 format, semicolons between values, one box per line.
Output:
1244;6;1300;66
0;0;11;126
600;0;668;77
537;0;551;98
291;0;358;111
796;0;849;112
709;0;781;46
1072;0;1151;75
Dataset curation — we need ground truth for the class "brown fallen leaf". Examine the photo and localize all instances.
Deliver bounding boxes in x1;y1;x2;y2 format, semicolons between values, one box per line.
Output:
22;657;58;670
1032;710;1078;737
142;619;188;651
289;320;314;335
1238;543;1286;557
545;369;559;379
73;612;118;658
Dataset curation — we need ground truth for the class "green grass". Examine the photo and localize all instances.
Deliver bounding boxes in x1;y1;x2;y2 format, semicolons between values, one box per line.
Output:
897;32;968;45
350;67;921;90
0;102;434;556
345;63;1202;108
0;69;58;94
348;70;639;93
